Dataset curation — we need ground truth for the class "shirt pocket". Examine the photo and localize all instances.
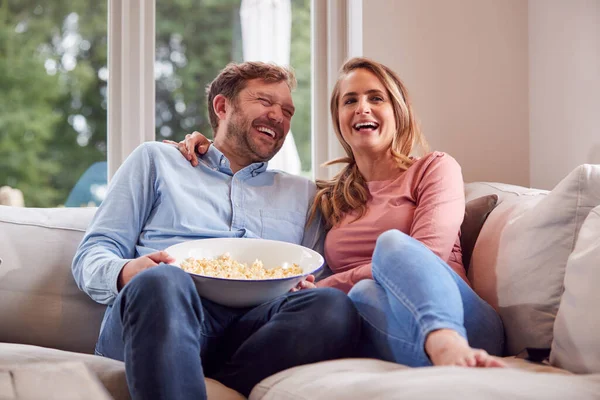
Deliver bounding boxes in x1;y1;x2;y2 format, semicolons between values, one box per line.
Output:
260;209;306;244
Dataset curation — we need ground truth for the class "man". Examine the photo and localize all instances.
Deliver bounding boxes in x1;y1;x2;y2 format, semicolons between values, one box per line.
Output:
72;61;360;400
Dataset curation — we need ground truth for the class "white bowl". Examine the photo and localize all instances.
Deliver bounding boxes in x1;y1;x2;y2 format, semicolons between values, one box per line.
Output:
164;238;324;308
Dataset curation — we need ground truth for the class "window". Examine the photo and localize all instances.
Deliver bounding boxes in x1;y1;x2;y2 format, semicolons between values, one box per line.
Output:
0;0;346;209
155;0;312;177
0;1;108;207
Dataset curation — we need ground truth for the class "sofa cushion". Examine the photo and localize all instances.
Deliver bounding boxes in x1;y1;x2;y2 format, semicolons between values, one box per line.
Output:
464;181;549;204
551;204;600;373
469;165;600;355
249;358;600;400
0;206;104;354
460;194;498;273
0;343;244;400
0;342;127;399
0;361;112;400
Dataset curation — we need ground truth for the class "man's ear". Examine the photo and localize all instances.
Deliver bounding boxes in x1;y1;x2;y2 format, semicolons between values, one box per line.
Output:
213;94;228;122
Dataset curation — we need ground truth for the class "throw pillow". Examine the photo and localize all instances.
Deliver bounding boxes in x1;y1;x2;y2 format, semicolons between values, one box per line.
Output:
469;164;600;356
460;194;499;273
551;204;600;373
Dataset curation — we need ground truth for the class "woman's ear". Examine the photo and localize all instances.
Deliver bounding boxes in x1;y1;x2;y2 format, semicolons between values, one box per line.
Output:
213;94;228;122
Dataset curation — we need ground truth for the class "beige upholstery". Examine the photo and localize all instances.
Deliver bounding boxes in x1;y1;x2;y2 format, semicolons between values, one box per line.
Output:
0;343;244;400
250;358;600;400
0;343;127;399
552;204;600;373
467;167;600;355
0;361;112;400
1;178;599;399
0;206;244;399
464;181;549;203
0;206;102;354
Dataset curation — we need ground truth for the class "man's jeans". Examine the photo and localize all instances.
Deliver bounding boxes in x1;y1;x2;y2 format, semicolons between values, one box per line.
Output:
348;229;505;366
95;265;360;400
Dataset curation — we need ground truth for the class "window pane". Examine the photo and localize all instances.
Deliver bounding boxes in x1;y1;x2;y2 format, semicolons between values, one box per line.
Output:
290;0;311;177
156;0;311;176
0;1;108;208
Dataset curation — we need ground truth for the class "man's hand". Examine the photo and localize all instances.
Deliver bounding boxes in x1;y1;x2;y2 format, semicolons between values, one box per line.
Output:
163;131;212;167
290;274;316;292
117;251;176;291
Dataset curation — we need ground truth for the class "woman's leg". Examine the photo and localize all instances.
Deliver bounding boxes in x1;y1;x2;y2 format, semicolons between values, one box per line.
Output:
349;279;426;365
348;229;504;367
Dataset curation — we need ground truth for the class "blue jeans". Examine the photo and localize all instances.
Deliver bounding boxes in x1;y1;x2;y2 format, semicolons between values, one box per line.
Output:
95;265;360;400
348;230;504;367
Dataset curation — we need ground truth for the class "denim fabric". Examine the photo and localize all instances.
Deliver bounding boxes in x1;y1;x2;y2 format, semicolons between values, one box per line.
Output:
72;142;322;306
348;229;504;367
73;142;335;399
96;265;360;400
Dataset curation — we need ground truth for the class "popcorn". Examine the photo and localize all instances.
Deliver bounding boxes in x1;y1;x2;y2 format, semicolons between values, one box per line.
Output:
180;253;302;280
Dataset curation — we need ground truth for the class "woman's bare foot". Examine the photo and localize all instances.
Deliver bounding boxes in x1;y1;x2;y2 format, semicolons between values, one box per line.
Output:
424;329;506;367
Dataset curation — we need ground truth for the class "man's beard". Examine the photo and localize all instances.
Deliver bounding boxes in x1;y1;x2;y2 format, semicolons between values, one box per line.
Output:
225;106;285;163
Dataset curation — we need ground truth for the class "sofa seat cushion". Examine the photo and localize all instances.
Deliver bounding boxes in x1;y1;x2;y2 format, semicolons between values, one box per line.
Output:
250;358;600;400
0;343;244;400
0;361;112;400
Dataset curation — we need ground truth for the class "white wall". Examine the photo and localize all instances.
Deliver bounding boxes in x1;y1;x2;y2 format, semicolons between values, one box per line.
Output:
363;0;600;189
363;0;530;186
529;0;600;189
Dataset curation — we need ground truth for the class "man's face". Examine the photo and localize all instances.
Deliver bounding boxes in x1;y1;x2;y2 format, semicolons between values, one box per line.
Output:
221;79;295;163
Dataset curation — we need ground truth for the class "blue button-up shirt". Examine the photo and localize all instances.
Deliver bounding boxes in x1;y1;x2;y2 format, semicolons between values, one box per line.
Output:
72;142;324;306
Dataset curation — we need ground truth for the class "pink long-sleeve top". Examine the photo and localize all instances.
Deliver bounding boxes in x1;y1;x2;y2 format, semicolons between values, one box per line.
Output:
318;152;467;294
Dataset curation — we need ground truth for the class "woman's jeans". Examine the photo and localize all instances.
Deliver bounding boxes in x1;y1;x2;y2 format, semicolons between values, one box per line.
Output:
348;229;504;367
95;265;360;400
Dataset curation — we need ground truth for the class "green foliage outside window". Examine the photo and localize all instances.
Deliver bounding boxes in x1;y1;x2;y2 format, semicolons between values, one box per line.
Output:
0;0;311;207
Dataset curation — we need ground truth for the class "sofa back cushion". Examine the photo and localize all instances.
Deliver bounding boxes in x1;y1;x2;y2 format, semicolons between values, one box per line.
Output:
0;205;104;354
460;194;499;274
551;204;600;373
464;181;549;204
468;165;600;356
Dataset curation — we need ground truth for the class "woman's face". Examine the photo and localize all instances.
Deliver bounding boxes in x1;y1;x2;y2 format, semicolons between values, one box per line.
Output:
337;68;397;157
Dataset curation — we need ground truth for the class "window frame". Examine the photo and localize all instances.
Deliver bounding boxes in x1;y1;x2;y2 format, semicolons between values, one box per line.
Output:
107;0;156;179
106;0;362;181
312;0;363;180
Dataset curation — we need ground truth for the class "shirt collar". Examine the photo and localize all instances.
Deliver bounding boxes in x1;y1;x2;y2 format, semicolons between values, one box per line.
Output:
201;145;268;178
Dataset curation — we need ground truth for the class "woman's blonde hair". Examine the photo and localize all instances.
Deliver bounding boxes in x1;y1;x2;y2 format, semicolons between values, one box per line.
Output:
310;57;429;229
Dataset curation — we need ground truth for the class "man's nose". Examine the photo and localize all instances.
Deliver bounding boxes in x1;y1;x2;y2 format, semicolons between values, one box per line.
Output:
268;105;284;124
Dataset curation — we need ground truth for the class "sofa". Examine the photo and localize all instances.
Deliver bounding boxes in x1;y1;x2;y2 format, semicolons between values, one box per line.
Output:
2;171;600;399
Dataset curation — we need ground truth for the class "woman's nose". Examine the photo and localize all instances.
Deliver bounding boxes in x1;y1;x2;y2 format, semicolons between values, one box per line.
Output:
355;98;370;114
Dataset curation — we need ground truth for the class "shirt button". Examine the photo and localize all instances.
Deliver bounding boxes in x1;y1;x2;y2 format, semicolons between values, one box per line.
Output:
220;159;225;165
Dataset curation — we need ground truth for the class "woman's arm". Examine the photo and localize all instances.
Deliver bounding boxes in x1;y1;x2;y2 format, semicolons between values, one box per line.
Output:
319;153;465;293
316;263;372;294
410;153;465;263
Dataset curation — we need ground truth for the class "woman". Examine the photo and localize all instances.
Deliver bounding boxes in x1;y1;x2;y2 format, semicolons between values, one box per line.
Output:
168;57;505;368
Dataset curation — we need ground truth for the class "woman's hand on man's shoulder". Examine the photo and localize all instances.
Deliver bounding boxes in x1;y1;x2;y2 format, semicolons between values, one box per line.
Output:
163;131;212;167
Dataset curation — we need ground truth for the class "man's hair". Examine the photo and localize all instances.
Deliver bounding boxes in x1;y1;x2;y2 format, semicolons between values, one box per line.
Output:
205;61;297;133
